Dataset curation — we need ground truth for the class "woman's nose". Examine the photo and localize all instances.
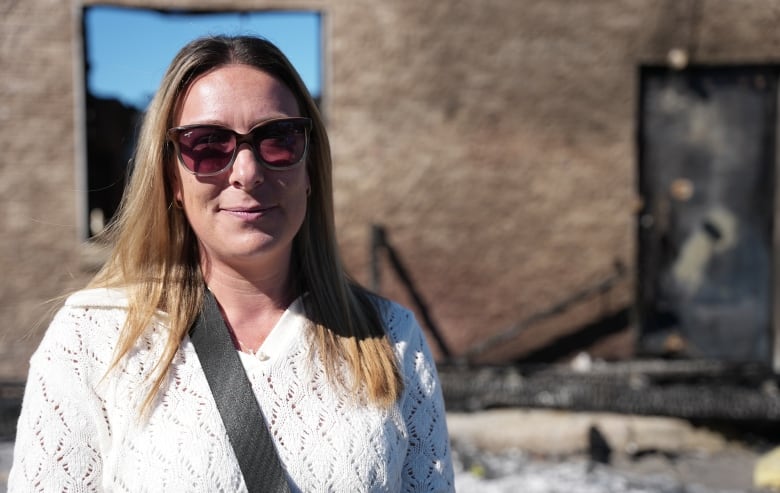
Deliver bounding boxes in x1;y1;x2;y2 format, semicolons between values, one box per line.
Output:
229;144;265;190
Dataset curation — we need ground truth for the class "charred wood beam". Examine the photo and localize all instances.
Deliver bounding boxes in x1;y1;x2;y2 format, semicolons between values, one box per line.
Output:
459;262;627;363
518;307;630;364
370;224;452;360
439;361;780;422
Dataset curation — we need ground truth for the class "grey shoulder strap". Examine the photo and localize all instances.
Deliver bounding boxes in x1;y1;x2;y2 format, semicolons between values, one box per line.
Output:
189;289;291;493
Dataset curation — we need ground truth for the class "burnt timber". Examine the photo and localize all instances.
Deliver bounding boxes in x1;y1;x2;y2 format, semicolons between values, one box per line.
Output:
439;359;780;423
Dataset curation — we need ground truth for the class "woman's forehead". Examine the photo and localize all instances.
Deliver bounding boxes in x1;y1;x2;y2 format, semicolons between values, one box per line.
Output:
174;64;300;128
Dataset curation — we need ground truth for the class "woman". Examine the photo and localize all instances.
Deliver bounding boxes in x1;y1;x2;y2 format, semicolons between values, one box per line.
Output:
9;35;454;492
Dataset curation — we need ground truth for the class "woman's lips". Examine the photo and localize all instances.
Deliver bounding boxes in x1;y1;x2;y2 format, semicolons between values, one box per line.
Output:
221;205;276;219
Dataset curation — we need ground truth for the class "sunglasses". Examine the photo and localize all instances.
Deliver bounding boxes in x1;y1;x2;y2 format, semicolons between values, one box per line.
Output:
167;117;312;176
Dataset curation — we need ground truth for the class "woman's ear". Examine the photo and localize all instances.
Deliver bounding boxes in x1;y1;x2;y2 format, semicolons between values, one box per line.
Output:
167;157;184;207
174;179;183;205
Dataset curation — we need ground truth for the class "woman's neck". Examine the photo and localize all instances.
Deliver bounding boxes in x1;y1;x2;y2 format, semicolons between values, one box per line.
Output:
202;256;298;352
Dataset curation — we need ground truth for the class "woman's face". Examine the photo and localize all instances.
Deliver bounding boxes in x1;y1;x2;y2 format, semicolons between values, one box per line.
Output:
172;64;309;274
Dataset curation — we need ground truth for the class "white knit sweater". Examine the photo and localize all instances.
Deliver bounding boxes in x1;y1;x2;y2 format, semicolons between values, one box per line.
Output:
9;288;454;492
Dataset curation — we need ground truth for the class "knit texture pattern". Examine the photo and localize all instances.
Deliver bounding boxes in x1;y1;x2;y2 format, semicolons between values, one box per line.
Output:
9;288;454;492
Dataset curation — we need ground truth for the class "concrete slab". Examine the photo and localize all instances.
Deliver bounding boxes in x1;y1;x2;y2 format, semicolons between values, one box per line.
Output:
446;409;766;491
446;408;728;456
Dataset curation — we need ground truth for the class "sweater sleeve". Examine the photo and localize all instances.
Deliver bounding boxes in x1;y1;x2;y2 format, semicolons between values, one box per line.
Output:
8;305;106;493
386;304;455;493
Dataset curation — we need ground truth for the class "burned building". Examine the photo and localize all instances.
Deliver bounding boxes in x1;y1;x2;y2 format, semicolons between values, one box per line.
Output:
2;0;780;385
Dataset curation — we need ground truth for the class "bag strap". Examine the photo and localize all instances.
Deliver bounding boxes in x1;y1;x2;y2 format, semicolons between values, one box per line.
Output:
189;289;291;493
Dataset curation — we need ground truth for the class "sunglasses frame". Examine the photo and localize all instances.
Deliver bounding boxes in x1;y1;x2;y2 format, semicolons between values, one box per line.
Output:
167;117;313;176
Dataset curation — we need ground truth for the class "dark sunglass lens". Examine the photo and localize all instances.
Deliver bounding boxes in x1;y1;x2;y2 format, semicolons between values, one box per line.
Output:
256;122;307;168
178;127;235;174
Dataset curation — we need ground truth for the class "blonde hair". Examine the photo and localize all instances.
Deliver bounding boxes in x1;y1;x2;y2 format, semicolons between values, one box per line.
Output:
90;36;402;409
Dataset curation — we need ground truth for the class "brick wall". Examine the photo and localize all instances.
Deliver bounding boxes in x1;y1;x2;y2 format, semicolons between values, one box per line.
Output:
1;0;84;378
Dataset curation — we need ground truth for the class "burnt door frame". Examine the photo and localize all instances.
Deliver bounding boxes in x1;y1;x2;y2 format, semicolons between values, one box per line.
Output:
636;64;779;369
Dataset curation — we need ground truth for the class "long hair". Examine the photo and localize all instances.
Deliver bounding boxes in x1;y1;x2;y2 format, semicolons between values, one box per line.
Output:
91;35;402;409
